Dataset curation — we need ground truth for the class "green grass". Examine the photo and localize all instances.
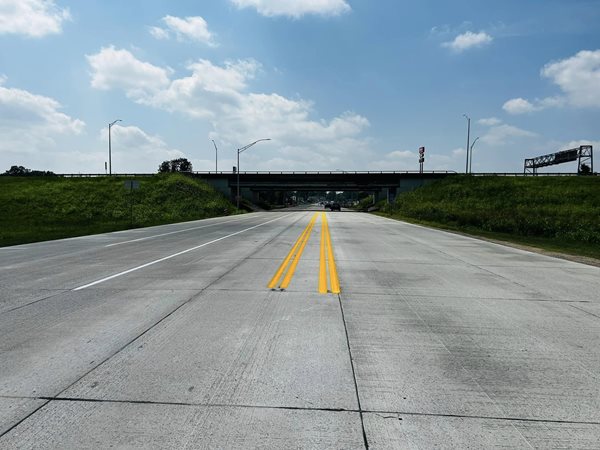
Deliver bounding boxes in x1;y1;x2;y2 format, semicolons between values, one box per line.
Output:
0;173;237;247
380;175;600;260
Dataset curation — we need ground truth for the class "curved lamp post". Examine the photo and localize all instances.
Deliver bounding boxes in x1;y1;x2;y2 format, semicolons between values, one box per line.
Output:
237;138;271;209
469;136;480;174
212;139;218;173
108;119;122;175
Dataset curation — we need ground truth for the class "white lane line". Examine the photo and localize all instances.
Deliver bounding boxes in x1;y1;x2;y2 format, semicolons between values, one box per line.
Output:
73;213;294;291
104;215;255;247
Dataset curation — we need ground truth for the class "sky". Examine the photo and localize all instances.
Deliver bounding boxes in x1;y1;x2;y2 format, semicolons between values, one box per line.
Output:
1;0;599;174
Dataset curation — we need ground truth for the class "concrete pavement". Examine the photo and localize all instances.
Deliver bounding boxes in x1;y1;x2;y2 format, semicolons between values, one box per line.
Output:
0;211;599;448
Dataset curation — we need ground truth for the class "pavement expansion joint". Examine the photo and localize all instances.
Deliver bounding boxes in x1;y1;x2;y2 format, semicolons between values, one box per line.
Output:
36;396;360;415
569;304;600;319
3;395;599;427
2;290;70;314
337;293;369;449
366;409;600;426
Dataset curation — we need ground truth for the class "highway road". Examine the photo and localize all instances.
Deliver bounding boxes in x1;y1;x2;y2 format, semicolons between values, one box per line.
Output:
0;210;599;448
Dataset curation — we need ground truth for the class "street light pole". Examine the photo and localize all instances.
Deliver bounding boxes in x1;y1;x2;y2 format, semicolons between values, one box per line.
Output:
108;119;122;175
469;136;480;174
463;114;471;174
212;139;218;172
236;138;271;209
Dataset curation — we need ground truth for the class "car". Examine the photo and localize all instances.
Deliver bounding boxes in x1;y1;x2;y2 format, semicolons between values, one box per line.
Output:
330;202;341;211
324;203;332;209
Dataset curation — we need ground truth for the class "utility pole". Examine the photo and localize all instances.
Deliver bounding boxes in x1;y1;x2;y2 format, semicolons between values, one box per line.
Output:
463;114;471;174
236;138;271;209
108;119;122;175
212;139;218;172
469;137;480;174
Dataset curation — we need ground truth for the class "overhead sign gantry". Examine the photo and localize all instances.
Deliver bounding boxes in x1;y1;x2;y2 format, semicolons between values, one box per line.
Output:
524;145;593;175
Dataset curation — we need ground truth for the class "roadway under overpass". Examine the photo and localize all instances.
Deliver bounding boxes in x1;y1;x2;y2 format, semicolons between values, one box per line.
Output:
192;171;455;203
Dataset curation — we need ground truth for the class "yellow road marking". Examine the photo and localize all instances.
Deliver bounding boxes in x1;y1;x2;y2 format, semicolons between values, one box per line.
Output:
268;213;318;289
319;215;328;294
322;213;340;294
269;211;340;293
280;214;317;289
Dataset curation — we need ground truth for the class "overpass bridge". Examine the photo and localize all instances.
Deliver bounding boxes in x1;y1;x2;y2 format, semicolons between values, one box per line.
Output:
191;171;456;203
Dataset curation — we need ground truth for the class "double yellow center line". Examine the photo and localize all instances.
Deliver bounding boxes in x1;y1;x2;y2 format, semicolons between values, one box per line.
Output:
268;212;340;294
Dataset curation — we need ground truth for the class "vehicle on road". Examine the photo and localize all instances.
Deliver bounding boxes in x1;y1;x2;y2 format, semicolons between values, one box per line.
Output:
330;202;341;211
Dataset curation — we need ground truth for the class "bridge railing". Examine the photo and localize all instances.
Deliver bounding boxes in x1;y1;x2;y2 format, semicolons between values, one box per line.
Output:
51;171;594;177
192;170;458;175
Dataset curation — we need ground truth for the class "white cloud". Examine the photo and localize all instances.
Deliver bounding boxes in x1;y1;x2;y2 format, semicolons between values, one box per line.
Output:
0;82;85;170
149;15;216;45
502;98;539;114
87;47;371;170
86;46;171;99
387;150;414;160
442;31;492;52
365;148;466;172
503;49;600;114
0;83;84;135
481;124;537;146
0;0;70;37
477;117;502;126
541;49;600;108
230;0;351;18
149;26;169;40
100;125;185;172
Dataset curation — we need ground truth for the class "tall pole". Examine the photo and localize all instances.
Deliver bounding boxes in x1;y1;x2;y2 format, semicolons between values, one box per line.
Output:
108;128;111;175
463;114;471;174
212;139;218;172
469;137;480;174
236;138;271;209
108;119;122;176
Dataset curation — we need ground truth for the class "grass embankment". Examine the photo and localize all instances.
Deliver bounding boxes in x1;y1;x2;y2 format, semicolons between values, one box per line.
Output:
0;173;236;247
380;176;600;260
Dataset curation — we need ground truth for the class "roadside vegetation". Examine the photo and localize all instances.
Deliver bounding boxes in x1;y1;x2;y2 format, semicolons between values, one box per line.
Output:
380;175;600;259
0;173;236;247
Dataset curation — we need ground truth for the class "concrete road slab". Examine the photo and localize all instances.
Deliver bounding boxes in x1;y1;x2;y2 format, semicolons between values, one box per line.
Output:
0;213;295;292
336;260;543;299
480;265;600;302
64;290;358;410
0;289;198;397
343;292;600;422
364;412;530;449
512;420;600;449
0;401;364;449
363;412;600;449
3;211;599;447
0;398;45;436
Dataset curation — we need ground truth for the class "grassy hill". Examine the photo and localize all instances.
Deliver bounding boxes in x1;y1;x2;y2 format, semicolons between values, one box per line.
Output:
381;175;600;259
0;173;236;247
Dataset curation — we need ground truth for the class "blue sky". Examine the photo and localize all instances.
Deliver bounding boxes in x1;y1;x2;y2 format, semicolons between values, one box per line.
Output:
1;0;599;174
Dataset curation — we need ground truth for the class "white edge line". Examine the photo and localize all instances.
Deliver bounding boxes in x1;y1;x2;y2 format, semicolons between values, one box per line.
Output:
104;214;254;247
73;213;294;291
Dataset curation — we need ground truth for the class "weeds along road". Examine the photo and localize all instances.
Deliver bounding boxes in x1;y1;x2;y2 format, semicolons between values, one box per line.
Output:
1;210;599;448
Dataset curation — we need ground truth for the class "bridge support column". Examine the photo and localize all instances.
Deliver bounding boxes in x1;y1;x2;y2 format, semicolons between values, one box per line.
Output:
386;187;397;204
373;190;384;204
